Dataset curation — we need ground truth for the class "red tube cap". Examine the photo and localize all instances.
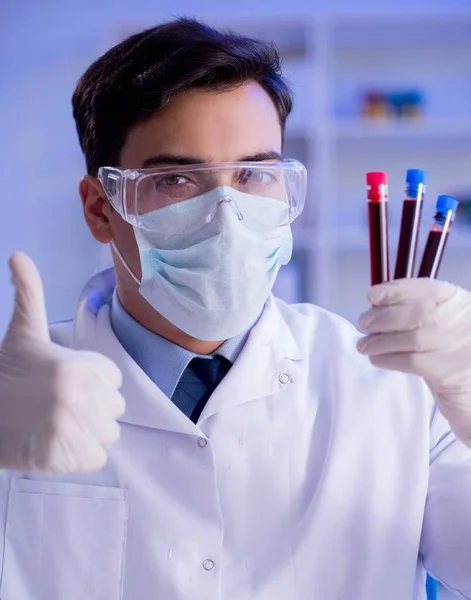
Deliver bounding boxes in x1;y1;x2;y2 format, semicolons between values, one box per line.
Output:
366;171;388;202
366;172;388;186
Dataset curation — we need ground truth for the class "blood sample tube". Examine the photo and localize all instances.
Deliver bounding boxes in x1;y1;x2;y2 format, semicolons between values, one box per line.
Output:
418;195;459;279
394;169;426;279
367;172;390;285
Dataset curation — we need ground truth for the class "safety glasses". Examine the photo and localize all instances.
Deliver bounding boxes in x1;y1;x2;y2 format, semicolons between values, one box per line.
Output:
98;160;307;232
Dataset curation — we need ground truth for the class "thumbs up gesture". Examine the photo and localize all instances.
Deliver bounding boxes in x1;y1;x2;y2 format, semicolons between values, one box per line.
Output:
0;253;125;472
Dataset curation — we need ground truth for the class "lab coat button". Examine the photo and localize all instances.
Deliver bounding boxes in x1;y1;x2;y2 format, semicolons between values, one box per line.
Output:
203;559;215;571
278;373;290;384
197;437;208;448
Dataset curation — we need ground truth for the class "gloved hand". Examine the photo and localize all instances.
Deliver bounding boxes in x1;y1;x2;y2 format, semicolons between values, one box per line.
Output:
0;252;125;472
357;278;471;448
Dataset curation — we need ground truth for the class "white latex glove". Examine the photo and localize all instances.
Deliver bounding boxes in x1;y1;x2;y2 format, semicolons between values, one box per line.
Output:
0;252;125;472
357;278;471;448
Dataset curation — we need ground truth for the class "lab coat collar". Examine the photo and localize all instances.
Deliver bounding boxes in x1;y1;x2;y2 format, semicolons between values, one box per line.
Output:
72;269;200;435
72;268;303;432
198;290;304;422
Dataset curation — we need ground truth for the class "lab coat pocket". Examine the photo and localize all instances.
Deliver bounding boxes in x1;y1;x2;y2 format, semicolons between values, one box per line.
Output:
0;478;128;600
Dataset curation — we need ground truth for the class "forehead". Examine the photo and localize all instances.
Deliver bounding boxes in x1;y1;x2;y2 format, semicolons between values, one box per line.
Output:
119;82;282;169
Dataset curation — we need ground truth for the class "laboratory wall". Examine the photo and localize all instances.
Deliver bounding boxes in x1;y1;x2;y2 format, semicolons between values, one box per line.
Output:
1;0;471;336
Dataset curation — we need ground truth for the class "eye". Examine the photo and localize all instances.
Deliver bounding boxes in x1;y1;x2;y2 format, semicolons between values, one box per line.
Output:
154;175;190;187
237;169;276;185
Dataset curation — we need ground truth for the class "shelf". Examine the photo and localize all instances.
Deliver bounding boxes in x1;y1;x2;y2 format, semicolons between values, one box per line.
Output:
330;8;471;24
214;17;315;60
291;226;471;252
330;11;471;48
329;226;471;251
331;119;471;141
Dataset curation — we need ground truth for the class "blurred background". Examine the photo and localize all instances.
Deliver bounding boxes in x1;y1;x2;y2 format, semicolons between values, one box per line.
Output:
1;0;471;335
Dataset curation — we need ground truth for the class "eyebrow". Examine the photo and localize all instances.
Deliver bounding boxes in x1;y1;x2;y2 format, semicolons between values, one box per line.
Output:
141;150;282;168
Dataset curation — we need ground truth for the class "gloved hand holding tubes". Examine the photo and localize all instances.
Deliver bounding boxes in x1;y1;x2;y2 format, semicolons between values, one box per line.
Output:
359;171;471;448
358;278;471;448
0;252;125;472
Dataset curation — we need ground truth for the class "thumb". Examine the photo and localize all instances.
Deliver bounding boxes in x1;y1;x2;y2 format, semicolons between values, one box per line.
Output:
5;252;50;341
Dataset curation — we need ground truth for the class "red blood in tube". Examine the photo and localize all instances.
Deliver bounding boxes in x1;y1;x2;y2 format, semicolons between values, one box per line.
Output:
418;229;449;278
394;199;423;279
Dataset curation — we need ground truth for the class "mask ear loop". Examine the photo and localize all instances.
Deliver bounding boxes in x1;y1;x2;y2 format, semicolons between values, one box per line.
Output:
110;240;141;286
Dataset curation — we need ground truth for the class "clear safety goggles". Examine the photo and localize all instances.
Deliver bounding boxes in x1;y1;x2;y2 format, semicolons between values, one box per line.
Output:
98;160;307;232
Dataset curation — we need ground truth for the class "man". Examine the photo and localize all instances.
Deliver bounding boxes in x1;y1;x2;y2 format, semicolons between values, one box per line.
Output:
0;17;470;600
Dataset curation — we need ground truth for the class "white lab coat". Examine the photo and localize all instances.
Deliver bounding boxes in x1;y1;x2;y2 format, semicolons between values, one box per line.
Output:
0;268;470;600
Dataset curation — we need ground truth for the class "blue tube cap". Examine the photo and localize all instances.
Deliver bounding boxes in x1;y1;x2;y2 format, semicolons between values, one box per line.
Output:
406;169;427;184
436;194;459;217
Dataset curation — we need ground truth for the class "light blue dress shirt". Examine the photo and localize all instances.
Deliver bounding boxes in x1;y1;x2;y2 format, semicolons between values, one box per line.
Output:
110;290;251;416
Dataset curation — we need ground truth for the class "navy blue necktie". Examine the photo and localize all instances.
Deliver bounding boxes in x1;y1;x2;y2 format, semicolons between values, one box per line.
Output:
172;356;231;423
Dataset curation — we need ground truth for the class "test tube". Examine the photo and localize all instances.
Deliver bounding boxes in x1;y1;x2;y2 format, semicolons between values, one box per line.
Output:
394;169;426;279
418;195;459;279
367;171;390;285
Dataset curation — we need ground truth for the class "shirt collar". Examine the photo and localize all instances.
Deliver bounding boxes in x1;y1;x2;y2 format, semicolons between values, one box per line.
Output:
110;290;252;398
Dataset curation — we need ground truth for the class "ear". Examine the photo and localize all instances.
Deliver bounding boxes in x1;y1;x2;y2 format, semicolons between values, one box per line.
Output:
79;175;113;243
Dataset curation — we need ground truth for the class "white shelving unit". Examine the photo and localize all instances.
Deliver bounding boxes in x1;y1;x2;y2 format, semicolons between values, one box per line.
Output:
225;10;471;324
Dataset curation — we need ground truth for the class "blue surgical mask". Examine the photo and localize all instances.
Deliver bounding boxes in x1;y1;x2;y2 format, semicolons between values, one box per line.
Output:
112;186;292;341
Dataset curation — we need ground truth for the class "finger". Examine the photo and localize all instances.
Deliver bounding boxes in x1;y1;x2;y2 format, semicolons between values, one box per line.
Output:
47;430;108;473
359;300;440;333
5;252;50;341
102;389;126;420
75;365;126;420
90;385;126;420
368;351;427;375
357;327;442;356
76;395;122;446
57;357;125;419
367;278;457;307
76;351;123;389
97;419;121;447
75;440;108;472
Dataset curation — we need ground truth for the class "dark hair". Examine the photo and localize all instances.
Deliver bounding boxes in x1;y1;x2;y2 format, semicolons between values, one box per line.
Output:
72;17;293;176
